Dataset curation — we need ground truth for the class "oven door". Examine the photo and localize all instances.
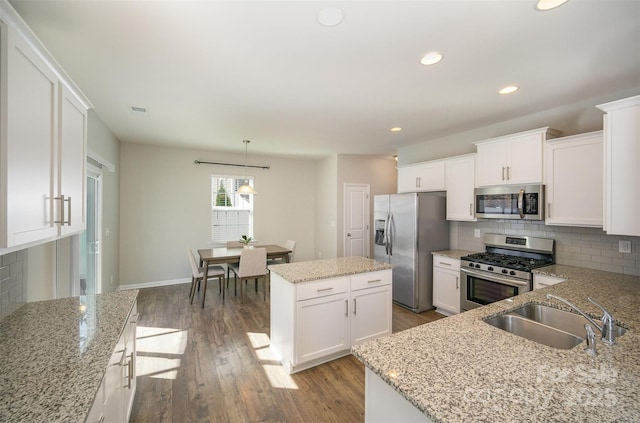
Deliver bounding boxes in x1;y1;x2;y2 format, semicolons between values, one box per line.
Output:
460;267;531;311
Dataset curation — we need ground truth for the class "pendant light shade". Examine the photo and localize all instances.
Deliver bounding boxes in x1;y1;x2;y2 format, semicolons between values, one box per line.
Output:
238;140;256;195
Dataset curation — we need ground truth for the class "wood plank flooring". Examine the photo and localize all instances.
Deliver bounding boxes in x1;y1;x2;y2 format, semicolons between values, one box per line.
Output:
130;282;445;423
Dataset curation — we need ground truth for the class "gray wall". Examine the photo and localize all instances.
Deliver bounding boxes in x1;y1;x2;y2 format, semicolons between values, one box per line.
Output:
118;142;317;287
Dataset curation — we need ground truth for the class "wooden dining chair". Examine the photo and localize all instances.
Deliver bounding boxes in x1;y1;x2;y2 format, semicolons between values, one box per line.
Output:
228;247;268;303
187;249;226;308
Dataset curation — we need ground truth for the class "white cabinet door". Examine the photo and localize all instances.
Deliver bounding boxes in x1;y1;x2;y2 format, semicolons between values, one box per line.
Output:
432;258;460;315
507;133;544;185
58;85;87;236
122;302;137;422
445;155;476;221
475;140;507;187
597;95;640;236
1;24;58;247
545;131;603;227
397;161;445;193
295;292;349;365
351;284;392;345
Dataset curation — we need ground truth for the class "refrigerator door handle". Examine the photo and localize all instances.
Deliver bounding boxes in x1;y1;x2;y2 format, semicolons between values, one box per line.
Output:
388;213;394;256
384;212;390;255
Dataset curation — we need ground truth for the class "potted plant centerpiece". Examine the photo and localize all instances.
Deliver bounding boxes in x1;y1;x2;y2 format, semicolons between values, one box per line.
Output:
239;235;254;248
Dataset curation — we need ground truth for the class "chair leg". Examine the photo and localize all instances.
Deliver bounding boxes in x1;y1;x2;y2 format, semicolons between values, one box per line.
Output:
189;276;195;299
263;276;267;301
201;277;208;308
220;276;225;301
190;276;200;305
255;278;258;292
240;277;244;303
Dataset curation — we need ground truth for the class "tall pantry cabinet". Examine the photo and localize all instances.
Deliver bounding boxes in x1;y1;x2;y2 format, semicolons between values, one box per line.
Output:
0;5;91;248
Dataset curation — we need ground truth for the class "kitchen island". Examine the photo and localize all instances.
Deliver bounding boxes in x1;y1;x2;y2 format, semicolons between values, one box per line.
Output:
269;256;393;374
352;266;640;422
0;289;138;422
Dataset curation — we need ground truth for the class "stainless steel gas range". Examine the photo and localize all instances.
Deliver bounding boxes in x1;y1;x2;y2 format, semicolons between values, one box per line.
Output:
460;234;555;311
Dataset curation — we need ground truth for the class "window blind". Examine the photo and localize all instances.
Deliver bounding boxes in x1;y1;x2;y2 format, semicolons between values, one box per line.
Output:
211;175;253;245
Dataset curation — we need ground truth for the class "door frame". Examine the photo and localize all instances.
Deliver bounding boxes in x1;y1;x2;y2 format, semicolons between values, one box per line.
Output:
343;183;371;258
85;163;103;294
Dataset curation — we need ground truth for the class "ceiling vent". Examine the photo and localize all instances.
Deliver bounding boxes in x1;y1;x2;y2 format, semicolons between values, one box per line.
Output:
130;105;150;116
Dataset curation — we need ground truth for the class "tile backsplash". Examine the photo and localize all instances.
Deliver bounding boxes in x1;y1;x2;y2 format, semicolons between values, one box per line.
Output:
0;249;27;320
451;220;640;276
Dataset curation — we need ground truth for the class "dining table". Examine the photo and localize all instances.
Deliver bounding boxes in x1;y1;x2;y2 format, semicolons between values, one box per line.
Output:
197;244;293;289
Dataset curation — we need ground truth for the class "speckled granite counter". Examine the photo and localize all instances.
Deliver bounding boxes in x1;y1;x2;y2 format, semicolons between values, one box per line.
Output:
432;249;478;260
269;256;392;283
352;266;640;422
0;289;138;422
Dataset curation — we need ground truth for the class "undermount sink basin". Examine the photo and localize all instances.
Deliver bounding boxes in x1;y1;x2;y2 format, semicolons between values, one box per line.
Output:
484;314;584;349
511;303;627;339
484;303;628;350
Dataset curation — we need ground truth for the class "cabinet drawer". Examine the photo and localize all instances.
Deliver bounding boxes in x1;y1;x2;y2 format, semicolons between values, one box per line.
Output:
296;277;349;301
433;256;460;271
350;270;391;291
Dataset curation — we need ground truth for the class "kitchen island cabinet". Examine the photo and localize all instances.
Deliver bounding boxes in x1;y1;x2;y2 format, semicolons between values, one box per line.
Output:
0;290;138;422
352;265;639;422
269;257;392;374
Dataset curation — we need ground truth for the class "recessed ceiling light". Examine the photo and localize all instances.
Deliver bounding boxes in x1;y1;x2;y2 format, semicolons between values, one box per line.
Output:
535;0;569;11
420;51;443;66
317;7;344;27
390;127;402;132
498;85;520;95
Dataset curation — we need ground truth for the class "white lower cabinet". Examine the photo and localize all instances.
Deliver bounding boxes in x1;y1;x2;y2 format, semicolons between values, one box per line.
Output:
271;269;392;374
87;301;138;423
533;274;567;290
432;256;460;315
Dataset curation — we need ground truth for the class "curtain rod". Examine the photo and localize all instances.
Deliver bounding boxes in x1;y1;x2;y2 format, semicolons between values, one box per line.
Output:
193;160;270;170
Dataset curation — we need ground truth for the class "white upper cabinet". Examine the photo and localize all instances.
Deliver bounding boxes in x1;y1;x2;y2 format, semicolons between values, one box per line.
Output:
445;154;476;221
597;95;640;236
474;127;560;187
544;131;603;227
0;6;91;249
0;24;59;247
397;160;445;193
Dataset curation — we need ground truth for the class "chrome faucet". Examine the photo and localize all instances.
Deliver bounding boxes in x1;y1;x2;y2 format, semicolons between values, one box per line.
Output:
546;294;617;345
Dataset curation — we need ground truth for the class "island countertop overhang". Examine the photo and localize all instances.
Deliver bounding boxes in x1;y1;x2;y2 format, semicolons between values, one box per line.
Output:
269;256;393;284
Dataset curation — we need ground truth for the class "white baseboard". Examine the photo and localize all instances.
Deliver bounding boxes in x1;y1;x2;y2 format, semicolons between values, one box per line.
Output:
118;278;190;291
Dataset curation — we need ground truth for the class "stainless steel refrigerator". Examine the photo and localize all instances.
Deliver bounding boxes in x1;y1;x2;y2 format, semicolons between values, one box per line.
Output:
373;192;449;313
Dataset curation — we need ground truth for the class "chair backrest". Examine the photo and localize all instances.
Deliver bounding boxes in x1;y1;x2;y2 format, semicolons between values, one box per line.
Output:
226;241;243;248
285;240;296;262
187;249;202;278
238;248;267;277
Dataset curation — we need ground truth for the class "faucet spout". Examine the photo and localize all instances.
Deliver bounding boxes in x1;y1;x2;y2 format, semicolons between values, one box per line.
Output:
546;294;617;345
546;294;602;332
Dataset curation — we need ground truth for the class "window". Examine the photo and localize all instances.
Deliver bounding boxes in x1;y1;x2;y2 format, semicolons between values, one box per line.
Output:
211;175;254;245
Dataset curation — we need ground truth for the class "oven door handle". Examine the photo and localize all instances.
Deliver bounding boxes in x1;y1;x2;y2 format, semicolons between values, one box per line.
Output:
517;189;525;219
460;267;529;287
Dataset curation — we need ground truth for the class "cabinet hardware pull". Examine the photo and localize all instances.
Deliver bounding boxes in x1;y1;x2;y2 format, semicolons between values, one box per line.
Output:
98;416;105;423
456;276;459;290
54;195;72;225
353;298;357;315
316;287;333;292
345;299;348;316
469;203;473;216
507;166;510;180
416;176;421;187
548;202;551;218
367;279;381;283
127;352;134;389
439;262;451;266
502;167;506;180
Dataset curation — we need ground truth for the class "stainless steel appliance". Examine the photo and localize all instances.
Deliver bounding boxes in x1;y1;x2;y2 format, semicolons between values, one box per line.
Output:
374;192;449;313
475;185;544;220
460;234;554;311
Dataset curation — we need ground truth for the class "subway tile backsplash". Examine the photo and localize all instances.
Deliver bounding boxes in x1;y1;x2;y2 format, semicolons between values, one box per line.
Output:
451;221;640;276
0;249;27;320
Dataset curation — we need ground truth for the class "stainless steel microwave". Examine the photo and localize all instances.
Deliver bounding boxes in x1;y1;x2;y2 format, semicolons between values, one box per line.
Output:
475;185;544;220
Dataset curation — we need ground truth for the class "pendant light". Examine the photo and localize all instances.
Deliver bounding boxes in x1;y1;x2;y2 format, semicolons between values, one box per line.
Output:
238;139;257;195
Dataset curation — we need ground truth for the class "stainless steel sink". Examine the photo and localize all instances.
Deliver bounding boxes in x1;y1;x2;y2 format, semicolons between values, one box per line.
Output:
511;303;627;339
484;314;584;349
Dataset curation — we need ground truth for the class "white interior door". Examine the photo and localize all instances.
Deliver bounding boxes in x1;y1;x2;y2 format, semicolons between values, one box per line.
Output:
80;165;102;295
344;184;370;258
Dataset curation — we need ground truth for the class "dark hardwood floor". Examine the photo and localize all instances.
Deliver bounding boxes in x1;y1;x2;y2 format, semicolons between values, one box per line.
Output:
130;282;445;423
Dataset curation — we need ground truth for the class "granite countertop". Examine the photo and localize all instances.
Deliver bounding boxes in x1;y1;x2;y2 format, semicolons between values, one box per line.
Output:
352;265;640;422
269;256;393;283
432;249;478;259
0;289;138;422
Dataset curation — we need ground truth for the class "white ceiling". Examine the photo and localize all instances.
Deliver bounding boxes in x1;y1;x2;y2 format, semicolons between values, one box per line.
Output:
8;0;640;159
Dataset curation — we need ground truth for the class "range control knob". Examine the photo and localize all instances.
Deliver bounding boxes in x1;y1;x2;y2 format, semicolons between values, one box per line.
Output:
487;266;494;271
509;270;516;276
475;264;481;269
468;263;474;267
502;269;508;274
